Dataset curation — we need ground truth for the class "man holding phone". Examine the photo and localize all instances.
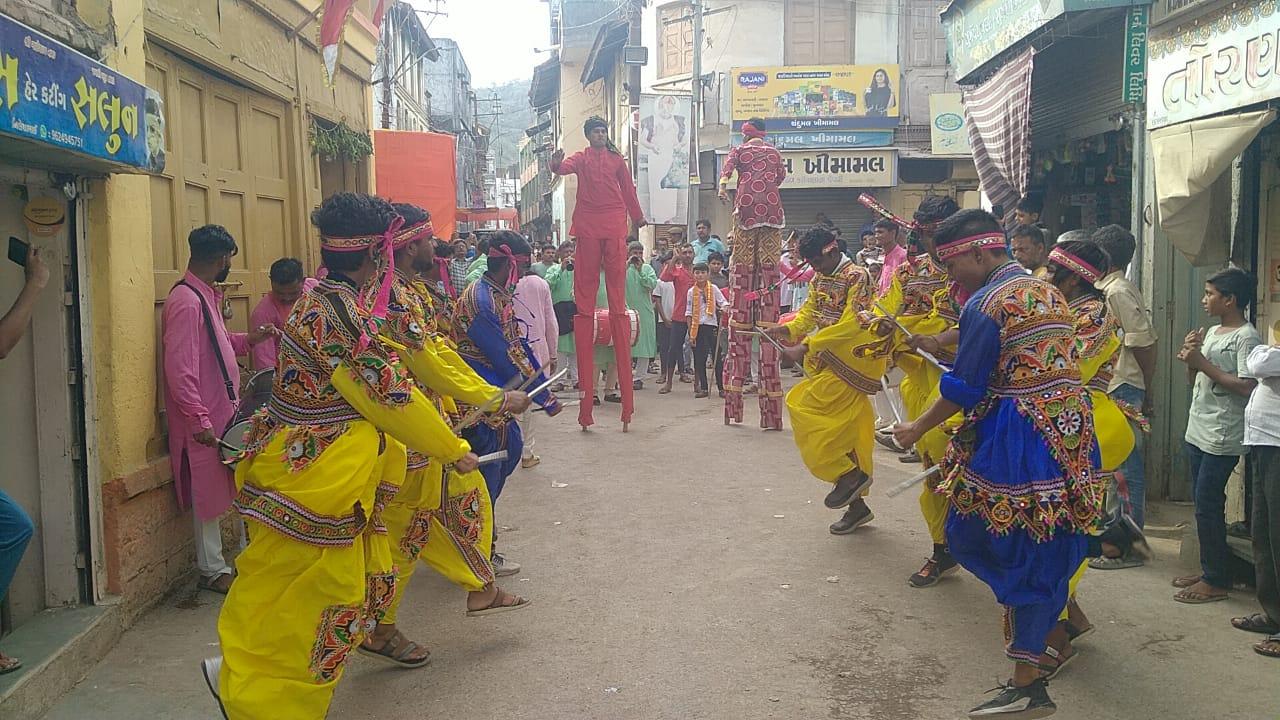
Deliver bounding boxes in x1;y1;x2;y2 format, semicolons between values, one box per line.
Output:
0;240;48;674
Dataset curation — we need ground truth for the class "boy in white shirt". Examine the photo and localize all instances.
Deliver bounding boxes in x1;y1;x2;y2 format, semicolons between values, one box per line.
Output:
1240;325;1280;658
685;262;729;398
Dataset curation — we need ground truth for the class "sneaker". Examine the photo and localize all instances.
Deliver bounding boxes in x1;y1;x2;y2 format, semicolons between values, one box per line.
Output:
200;656;229;719
968;678;1056;718
829;501;874;534
492;552;522;578
824;469;873;509
898;449;921;464
908;552;959;588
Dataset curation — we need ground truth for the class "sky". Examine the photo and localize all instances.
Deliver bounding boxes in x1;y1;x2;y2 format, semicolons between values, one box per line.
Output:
411;0;552;87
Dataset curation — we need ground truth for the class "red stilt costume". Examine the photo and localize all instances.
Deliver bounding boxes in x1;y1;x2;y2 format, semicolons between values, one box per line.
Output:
719;121;787;429
551;120;646;429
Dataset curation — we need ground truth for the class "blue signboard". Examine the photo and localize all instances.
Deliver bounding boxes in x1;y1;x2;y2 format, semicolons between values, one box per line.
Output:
734;130;895;150
0;13;164;172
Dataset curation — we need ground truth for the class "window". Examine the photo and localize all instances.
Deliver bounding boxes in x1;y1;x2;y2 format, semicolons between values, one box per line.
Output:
785;0;854;65
657;2;694;78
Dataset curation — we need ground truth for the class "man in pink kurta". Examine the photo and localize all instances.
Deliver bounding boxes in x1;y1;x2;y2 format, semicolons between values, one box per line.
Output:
514;270;559;467
162;225;274;593
248;258;317;370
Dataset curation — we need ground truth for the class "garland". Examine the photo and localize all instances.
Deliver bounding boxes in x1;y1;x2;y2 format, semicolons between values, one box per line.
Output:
309;119;373;163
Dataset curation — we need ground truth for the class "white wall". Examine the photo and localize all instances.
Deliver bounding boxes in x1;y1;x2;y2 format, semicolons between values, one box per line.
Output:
854;0;900;65
640;1;786;93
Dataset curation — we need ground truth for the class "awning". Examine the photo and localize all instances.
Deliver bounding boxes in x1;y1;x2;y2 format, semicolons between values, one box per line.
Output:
961;48;1034;227
1151;109;1275;266
529;53;561;111
580;19;629;86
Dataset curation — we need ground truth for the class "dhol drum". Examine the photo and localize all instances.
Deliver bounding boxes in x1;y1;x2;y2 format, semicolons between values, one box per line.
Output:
219;368;274;466
592;309;640;347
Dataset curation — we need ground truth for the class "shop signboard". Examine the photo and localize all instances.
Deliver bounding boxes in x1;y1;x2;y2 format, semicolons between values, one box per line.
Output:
730;65;901;132
929;93;972;156
1147;0;1280;128
731;130;895;149
1123;6;1148;103
0;13;165;172
724;149;897;189
943;0;1147;81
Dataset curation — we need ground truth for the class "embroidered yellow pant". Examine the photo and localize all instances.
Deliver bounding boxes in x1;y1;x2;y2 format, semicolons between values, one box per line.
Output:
787;369;875;484
219;427;403;720
898;354;960;545
382;463;495;624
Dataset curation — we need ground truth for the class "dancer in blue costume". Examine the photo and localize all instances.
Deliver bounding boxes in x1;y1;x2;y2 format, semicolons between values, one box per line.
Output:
454;230;561;577
893;209;1104;719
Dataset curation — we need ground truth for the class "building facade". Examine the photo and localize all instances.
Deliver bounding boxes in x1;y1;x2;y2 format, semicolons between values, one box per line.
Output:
426;37;486;212
373;1;437;131
0;3;377;717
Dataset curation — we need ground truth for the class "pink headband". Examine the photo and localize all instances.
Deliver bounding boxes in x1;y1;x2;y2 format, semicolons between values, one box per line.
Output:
392;220;433;251
1048;247;1103;284
487;245;531;289
935;232;1006;261
320;215;405;351
435;257;456;298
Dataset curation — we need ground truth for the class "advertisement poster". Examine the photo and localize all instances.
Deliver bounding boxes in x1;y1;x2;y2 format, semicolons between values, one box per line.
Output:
637;94;691;225
723;149;897;190
0;12;164;172
929;93;972;156
730;65;901;132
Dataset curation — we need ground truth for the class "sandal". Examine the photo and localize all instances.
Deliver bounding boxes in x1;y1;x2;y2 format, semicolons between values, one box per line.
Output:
466;587;531;617
1171;574;1202;588
198;573;234;595
1174;586;1229;604
1232;613;1280;635
1064;620;1094;642
0;652;21;676
357;629;432;669
1037;645;1076;680
1254;636;1280;658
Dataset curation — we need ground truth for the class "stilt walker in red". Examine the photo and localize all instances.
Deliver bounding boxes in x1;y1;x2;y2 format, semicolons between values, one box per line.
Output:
718;117;787;430
551;117;647;431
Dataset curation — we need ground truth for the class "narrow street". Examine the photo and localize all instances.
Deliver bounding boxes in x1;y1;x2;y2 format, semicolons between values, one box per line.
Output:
40;384;1278;720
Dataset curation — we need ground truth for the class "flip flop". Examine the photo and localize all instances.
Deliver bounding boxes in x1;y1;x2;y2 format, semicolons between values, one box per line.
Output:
1174;588;1229;604
1171;575;1202;588
0;655;22;676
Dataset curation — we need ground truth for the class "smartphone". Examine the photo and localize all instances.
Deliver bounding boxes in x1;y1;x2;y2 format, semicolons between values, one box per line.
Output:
8;236;29;267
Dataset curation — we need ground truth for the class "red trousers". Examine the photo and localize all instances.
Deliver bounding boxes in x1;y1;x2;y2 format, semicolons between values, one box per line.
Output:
572;235;634;427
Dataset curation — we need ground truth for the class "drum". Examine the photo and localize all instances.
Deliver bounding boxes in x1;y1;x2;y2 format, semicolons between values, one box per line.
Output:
219;369;274;467
219;419;255;467
592;309;640;347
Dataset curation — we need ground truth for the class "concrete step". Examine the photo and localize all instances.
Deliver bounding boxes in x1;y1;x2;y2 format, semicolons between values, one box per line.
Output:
0;604;122;720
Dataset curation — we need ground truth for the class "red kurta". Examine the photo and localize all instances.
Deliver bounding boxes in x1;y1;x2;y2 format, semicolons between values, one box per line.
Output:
552;146;645;239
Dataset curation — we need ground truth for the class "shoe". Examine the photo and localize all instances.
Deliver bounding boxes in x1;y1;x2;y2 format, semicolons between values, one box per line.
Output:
1096;511;1153;561
898;449;921;464
593;397;602;406
633;379;644;390
680;373;694;384
605;394;623;403
875;431;905;453
743;383;758;395
200;656;229;720
521;455;541;469
909;551;959;588
718;390;726;398
829;501;874;534
492;552;521;577
824;469;873;509
968;678;1056;718
695;390;709;398
1088;554;1143;570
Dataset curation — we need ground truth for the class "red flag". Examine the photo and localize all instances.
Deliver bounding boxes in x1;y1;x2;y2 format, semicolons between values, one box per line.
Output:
372;0;389;31
318;0;357;87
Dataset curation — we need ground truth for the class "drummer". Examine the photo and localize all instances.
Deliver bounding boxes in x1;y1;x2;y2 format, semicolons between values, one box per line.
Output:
160;224;278;595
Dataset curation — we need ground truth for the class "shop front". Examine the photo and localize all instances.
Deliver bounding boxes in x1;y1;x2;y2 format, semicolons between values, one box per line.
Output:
943;0;1148;235
0;11;162;638
1143;0;1280;506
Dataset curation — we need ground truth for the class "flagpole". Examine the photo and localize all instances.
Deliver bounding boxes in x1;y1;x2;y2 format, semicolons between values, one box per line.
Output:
289;3;324;39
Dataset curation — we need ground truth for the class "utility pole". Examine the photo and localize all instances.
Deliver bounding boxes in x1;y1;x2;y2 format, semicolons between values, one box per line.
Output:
689;0;703;237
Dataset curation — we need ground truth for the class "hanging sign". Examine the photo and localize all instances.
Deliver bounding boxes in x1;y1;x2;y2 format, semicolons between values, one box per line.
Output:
1123;6;1148;104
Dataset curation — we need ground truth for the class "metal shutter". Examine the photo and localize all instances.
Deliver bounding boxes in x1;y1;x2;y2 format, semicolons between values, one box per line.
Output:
781;188;878;247
1030;13;1127;151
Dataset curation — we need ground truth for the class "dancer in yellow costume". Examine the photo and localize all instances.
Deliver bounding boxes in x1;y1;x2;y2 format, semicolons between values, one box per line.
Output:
766;226;890;535
357;203;533;670
202;193;480;720
863;195;965;587
1037;239;1138;680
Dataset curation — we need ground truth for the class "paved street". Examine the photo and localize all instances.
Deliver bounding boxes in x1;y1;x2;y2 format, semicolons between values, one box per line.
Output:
40;381;1280;720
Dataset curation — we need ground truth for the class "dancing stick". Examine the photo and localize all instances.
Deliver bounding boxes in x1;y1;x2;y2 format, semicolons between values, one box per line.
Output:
885;464;941;498
475;450;508;466
750;326;812;379
525;367;570;406
451;371;542;433
872;301;948;371
880;375;904;424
